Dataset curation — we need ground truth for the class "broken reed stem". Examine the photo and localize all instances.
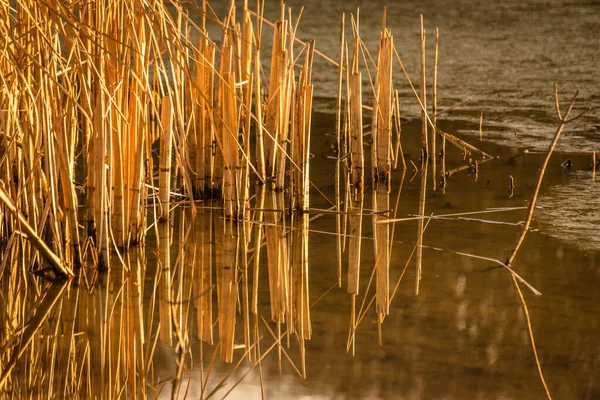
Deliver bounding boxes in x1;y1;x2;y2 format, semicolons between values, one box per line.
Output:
0;186;74;277
392;89;406;170
373;18;393;184
432;27;438;191
159;96;174;221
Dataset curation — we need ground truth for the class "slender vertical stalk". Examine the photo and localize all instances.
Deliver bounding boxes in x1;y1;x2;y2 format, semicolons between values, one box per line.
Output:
335;14;345;288
419;15;428;159
432;27;439;191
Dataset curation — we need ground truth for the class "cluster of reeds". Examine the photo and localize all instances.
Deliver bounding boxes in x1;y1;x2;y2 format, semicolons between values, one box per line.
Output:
327;10;495;348
0;0;317;270
0;0;318;395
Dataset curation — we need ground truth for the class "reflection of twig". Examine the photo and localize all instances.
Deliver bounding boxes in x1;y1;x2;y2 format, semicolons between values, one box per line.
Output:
376;205;527;224
513;275;551;399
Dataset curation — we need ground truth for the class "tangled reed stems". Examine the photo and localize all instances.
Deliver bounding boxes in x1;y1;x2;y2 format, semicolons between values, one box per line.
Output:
0;1;590;398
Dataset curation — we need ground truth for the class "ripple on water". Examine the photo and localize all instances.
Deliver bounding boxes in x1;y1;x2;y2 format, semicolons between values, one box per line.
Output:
537;171;600;252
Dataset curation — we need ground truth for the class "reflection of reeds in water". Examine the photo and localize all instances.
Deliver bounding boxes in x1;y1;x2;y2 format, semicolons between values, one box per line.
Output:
0;249;153;397
215;218;238;363
373;182;390;321
415;158;428;296
265;189;289;325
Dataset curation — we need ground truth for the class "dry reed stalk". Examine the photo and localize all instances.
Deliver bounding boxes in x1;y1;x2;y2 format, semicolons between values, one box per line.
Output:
125;14;150;246
420;15;428;159
264;17;289;183
335;14;345;288
347;32;364;296
193;37;217;197
108;15;126;251
163;11;198;214
372;20;393;184
54;86;83;266
432;27;439;191
240;6;256;222
292;41;314;212
221;65;240;218
479;111;484;141
349;38;365;194
337;40;349;261
159;96;174;221
373;182;390;316
254;49;267;183
274;30;294;192
217;9;241;217
392;90;406;170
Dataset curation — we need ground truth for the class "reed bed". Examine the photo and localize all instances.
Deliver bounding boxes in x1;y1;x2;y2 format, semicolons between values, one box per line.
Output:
0;0;588;398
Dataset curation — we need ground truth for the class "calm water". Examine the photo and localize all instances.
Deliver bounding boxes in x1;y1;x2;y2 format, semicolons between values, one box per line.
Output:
207;0;600;152
273;0;599;152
